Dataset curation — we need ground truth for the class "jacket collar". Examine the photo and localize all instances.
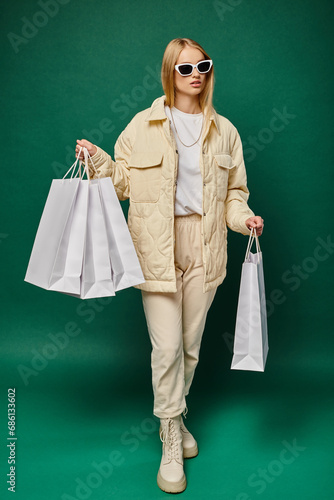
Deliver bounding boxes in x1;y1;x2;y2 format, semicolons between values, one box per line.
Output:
145;95;221;135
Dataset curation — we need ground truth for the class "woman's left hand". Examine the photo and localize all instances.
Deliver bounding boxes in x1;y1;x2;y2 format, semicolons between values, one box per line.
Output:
245;216;264;236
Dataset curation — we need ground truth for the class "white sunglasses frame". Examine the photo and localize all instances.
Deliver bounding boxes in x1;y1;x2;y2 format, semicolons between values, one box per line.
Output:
174;59;213;76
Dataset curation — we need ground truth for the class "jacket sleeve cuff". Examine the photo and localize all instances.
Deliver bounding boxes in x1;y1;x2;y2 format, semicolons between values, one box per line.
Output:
227;209;256;236
240;211;256;236
84;145;113;179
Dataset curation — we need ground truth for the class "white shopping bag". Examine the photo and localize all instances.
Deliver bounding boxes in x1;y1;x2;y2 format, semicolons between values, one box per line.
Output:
24;151;86;292
48;180;89;294
80;181;116;299
54;147;116;299
97;177;145;291
25;146;145;299
231;227;268;371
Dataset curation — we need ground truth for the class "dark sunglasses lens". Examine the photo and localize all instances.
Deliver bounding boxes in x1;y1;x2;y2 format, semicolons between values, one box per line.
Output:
198;61;211;73
178;64;193;75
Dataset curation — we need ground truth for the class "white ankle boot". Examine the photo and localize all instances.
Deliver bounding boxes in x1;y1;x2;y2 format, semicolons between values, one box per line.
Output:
157;415;187;493
159;416;198;459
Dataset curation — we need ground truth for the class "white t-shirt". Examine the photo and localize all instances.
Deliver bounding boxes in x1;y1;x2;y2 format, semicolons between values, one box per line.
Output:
164;105;203;216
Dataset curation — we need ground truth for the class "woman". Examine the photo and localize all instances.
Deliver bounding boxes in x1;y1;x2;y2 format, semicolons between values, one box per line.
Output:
75;37;264;494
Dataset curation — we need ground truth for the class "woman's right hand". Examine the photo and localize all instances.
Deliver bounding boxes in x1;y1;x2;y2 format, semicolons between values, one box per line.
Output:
75;139;97;160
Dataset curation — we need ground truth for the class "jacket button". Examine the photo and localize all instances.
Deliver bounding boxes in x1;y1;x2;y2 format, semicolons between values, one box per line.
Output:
203;183;206;187
176;149;178;154
203;212;206;216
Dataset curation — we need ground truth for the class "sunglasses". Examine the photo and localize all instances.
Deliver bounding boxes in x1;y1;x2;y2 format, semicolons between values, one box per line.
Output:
175;59;213;76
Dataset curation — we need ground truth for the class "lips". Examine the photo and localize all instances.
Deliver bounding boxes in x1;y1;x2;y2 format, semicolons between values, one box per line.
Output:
190;81;201;87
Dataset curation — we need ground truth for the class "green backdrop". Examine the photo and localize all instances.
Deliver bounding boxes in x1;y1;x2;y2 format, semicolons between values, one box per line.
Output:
1;0;333;499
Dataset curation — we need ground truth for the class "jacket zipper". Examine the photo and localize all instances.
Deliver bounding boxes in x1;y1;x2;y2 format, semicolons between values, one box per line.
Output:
200;119;212;283
199;141;207;279
165;118;178;254
161;117;178;284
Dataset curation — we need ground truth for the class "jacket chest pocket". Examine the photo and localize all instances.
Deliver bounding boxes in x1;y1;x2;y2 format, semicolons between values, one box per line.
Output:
214;153;236;201
129;151;163;203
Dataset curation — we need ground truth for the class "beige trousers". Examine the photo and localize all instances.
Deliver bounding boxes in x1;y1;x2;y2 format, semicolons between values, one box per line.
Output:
141;213;217;418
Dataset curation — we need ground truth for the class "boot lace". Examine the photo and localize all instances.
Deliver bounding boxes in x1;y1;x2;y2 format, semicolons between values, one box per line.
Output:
160;418;180;462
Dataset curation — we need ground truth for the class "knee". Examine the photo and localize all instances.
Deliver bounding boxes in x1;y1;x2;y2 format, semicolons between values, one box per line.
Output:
152;345;183;365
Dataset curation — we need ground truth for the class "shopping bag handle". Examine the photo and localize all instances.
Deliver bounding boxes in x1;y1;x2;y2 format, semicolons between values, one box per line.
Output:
62;146;83;180
76;147;98;181
245;227;262;262
61;147;98;182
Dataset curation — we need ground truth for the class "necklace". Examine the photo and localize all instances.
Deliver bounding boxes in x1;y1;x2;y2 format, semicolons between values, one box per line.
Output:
170;107;204;148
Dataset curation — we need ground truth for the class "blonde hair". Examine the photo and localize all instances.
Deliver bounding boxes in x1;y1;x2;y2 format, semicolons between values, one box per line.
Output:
161;38;215;132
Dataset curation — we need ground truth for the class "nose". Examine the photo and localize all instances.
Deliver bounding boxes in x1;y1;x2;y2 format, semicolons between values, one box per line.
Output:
192;68;200;79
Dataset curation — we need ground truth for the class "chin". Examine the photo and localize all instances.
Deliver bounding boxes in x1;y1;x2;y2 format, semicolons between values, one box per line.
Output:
185;87;202;95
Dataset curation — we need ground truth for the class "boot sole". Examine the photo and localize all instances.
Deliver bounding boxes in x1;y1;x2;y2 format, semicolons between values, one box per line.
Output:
157;470;187;494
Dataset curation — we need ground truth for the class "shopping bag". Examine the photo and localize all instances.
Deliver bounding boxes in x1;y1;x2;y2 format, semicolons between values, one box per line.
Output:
48;180;89;294
231;227;268;371
53;147;116;299
24;151;86;293
97;177;145;290
78;148;144;297
80;180;116;299
25;146;145;299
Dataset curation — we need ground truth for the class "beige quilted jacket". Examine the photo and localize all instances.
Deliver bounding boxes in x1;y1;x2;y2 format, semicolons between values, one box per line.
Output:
87;95;255;293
